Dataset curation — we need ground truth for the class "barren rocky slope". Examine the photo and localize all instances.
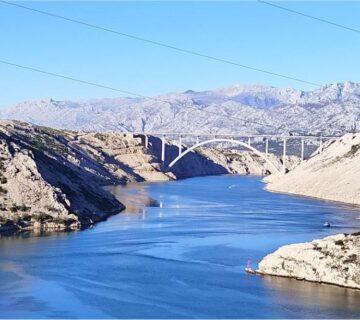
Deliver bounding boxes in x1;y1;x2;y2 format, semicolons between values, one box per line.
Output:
265;133;360;204
199;147;299;176
258;133;360;289
1;82;360;136
0;120;295;233
257;233;360;289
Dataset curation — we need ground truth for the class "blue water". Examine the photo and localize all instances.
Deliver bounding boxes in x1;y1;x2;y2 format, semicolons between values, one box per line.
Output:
1;175;360;318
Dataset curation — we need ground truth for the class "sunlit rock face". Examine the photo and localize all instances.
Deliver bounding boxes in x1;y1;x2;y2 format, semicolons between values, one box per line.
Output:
257;233;360;289
265;132;360;205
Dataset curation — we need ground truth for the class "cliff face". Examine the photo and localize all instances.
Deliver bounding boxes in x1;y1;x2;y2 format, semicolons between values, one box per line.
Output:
0;121;127;232
257;233;360;289
265;133;360;205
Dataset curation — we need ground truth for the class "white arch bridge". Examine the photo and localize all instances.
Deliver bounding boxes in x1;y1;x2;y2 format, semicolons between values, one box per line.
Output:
138;133;338;174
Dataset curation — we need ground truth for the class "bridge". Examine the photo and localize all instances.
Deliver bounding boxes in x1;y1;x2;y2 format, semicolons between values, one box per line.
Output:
138;133;339;174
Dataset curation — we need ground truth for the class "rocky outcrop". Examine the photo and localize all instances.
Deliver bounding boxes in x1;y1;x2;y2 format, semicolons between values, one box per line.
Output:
0;122;126;232
265;133;360;205
199;148;299;175
257;233;360;289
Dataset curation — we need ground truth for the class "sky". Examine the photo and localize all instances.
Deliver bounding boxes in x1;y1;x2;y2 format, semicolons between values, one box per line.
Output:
0;1;360;107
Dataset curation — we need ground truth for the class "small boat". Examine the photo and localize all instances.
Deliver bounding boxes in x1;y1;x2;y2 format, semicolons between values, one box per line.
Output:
245;259;256;274
323;222;331;228
245;267;256;274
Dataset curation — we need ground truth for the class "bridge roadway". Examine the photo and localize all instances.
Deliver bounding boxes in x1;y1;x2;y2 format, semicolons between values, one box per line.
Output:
134;133;339;174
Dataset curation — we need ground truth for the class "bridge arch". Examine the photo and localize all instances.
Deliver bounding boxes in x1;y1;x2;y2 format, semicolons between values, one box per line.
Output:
167;138;281;174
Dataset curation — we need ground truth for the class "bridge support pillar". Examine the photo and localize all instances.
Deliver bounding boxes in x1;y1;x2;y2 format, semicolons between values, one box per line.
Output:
283;138;287;174
196;136;199;145
178;135;182;156
144;135;148;149
265;138;269;157
161;135;165;163
301;138;305;161
248;137;251;147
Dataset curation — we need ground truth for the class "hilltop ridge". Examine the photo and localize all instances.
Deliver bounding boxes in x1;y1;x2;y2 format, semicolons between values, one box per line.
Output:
1;82;360;136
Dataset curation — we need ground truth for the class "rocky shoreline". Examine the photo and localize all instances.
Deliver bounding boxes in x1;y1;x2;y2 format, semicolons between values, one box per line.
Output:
256;232;360;290
0;120;296;234
265;133;360;205
257;133;360;289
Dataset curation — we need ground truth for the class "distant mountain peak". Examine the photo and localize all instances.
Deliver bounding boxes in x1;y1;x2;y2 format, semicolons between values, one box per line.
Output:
1;82;360;136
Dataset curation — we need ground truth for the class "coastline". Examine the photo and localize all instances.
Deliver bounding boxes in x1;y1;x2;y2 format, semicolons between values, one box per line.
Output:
0;120;298;235
254;232;360;290
250;267;360;291
264;185;360;210
257;134;360;289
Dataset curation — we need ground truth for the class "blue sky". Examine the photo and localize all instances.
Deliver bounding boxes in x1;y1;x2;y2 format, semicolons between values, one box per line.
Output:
0;1;360;106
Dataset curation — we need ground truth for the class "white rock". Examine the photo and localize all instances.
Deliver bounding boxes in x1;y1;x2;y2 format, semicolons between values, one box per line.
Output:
257;233;360;289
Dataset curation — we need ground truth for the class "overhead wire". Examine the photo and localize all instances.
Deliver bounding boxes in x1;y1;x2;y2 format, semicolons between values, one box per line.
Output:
0;0;320;87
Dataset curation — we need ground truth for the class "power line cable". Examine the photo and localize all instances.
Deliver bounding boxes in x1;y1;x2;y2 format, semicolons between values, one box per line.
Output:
0;59;276;129
0;0;320;87
258;0;360;34
0;59;157;100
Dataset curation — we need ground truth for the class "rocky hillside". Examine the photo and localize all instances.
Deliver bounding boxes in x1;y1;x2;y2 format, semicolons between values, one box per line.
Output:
257;233;360;289
265;133;360;205
258;132;360;289
0;120;296;233
1;82;360;136
198;148;299;176
0;120;217;233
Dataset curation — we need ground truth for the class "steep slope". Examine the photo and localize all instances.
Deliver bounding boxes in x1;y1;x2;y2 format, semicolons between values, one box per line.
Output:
265;133;360;205
1;82;360;136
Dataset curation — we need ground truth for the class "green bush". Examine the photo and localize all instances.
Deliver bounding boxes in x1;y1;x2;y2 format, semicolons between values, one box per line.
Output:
94;133;107;141
21;213;31;221
52;217;66;224
33;212;53;222
19;204;30;212
334;239;344;246
10;203;18;212
44;206;60;213
10;204;30;212
344;254;357;263
52;216;77;226
345;144;360;157
350;144;360;155
0;186;7;194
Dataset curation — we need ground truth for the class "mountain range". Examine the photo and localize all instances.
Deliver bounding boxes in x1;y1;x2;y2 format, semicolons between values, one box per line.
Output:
1;81;359;136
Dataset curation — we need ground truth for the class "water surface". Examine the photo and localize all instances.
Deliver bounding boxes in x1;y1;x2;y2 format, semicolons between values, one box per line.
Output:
1;175;360;318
